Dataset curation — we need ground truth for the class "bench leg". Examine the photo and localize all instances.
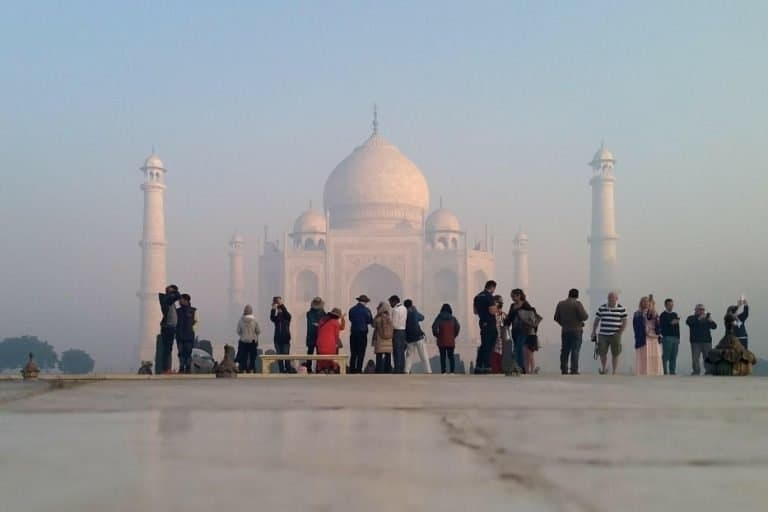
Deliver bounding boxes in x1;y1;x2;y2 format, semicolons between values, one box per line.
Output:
261;360;270;375
339;361;346;375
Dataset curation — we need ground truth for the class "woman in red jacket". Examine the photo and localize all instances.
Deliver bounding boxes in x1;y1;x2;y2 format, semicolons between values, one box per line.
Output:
315;308;346;374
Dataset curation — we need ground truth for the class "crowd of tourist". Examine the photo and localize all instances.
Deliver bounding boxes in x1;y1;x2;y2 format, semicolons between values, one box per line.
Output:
154;280;756;376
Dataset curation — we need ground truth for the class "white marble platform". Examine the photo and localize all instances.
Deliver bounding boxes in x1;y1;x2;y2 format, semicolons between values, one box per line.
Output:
1;375;766;511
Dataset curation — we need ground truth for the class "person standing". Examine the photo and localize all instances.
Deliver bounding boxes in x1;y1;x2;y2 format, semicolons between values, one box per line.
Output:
404;299;432;374
389;295;408;374
236;304;260;373
315;308;346;374
633;296;662;376
686;304;717;376
490;296;508;374
728;297;750;349
348;295;374;374
554;288;589;375
158;284;180;374
373;302;394;373
590;291;628;375
505;289;539;374
432;304;460;374
305;297;325;373
659;298;681;375
270;297;293;374
473;280;497;374
175;293;198;374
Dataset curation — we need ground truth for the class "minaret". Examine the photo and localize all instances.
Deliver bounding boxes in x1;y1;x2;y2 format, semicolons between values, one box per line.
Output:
587;144;619;313
137;151;168;365
512;229;529;291
228;231;245;323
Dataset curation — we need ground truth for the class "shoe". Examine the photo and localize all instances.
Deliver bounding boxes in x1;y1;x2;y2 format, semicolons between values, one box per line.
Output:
570;371;580;375
599;368;606;375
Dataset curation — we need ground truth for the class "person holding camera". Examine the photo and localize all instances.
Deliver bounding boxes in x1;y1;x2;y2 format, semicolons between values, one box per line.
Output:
270;297;293;373
158;284;181;374
686;304;717;376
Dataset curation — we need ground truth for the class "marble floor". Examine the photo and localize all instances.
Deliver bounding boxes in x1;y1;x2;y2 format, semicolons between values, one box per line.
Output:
1;375;767;511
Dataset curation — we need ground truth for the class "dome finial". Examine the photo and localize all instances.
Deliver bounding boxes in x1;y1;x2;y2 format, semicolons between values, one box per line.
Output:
151;144;156;155
309;199;313;209
439;196;443;209
372;104;379;135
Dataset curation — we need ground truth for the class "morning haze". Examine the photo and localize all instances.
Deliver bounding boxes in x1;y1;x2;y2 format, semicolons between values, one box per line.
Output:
0;1;766;371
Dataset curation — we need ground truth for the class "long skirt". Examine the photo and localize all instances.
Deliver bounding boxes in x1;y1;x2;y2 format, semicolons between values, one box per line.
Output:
636;336;663;375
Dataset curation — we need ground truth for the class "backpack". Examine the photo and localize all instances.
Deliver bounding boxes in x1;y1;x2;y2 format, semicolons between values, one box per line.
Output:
379;315;394;339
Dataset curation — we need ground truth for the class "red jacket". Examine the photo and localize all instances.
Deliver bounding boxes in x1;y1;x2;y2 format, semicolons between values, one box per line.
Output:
316;316;344;355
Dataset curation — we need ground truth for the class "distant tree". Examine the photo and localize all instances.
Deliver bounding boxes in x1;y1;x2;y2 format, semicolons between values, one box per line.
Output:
0;336;59;370
59;349;95;374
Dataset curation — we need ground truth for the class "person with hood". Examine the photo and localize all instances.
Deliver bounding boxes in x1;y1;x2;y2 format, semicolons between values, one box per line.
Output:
305;297;326;373
236;304;261;373
633;296;662;375
158;284;181;373
404;299;432;374
432;303;461;374
373;302;394;373
315;308;346;374
270;297;293;373
348;295;374;374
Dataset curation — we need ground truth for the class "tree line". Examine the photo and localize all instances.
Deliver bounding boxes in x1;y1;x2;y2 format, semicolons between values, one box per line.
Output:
0;335;95;374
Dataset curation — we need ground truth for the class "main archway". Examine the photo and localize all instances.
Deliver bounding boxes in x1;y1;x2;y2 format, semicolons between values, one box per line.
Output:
295;269;319;303
349;264;403;307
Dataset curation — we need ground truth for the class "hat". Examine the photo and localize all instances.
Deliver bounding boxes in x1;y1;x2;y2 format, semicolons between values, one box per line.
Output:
311;297;325;308
355;294;371;303
329;307;343;318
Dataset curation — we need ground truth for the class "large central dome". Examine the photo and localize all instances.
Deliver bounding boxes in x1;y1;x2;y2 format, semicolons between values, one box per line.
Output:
323;133;430;230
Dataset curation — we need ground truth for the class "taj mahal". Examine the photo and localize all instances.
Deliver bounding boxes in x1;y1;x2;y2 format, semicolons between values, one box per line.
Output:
137;113;618;366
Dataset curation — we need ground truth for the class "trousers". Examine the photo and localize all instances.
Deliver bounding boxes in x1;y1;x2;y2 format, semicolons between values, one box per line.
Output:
438;347;455;373
274;342;291;373
177;338;194;373
560;331;583;374
375;353;392;373
475;323;496;371
159;326;176;373
349;331;368;373
691;342;711;375
392;330;407;373
405;338;432;374
661;336;679;375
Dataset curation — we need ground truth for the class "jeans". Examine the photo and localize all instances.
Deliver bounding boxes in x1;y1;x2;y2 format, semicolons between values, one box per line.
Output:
375;353;392;373
661;336;680;375
502;338;518;374
349;331;368;374
236;341;258;373
513;332;527;372
475;323;496;371
274;342;291;373
405;339;432;374
438;347;455;373
392;330;407;373
305;342;317;372
560;331;583;374
159;326;175;373
690;342;711;375
177;338;194;373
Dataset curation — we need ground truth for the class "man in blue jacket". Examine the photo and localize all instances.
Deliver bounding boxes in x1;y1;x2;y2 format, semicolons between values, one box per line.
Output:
404;299;433;374
348;295;374;373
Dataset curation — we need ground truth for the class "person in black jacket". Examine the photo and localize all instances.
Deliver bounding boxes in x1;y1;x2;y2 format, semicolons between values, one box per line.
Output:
404;299;432;374
175;294;198;374
659;298;681;375
686;304;717;376
727;298;750;349
473;280;497;374
158;284;180;374
270;297;293;373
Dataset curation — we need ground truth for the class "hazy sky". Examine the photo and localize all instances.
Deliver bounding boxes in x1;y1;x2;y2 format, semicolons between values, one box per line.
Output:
1;1;766;370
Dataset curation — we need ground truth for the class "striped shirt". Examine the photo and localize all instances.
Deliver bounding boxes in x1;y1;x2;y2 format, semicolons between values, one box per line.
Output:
596;304;627;336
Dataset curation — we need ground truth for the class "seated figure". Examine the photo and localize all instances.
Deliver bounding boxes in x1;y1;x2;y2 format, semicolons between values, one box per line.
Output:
705;313;756;376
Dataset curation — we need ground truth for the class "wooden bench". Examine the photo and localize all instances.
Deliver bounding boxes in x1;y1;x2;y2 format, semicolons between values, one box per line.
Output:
259;354;349;375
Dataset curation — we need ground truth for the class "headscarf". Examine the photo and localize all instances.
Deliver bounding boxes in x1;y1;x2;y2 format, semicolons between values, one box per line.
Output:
377;301;391;315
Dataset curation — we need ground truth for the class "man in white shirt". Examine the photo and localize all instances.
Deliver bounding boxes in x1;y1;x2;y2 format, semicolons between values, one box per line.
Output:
389;295;408;374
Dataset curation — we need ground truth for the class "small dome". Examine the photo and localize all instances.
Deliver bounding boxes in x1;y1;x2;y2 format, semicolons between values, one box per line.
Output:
293;209;327;234
230;231;244;244
143;153;165;170
514;230;528;242
426;208;461;232
590;145;615;167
